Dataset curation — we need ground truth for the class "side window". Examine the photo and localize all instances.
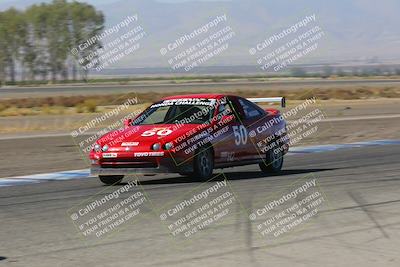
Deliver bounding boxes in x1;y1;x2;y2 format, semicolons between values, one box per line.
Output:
238;98;263;119
227;96;245;121
218;101;233;116
216;96;247;121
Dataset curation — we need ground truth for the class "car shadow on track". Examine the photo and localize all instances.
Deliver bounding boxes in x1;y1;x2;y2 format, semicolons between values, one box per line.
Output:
132;168;336;185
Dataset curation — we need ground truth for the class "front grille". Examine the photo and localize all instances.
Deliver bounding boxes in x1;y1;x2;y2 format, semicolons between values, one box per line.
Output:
101;158;147;163
101;162;157;168
100;158;158;169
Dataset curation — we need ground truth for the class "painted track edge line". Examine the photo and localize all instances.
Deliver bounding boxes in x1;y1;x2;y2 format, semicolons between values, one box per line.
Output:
0;139;399;187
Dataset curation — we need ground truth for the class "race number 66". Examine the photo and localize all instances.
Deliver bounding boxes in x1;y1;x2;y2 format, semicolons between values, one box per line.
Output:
141;129;172;137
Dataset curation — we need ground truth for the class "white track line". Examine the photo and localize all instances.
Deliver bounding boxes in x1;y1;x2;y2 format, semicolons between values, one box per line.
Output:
1;139;399;187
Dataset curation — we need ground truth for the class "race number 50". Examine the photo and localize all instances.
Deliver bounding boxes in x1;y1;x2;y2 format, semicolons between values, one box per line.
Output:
233;125;248;145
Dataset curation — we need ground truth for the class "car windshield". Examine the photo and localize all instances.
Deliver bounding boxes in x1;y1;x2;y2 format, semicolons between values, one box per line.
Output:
132;98;216;125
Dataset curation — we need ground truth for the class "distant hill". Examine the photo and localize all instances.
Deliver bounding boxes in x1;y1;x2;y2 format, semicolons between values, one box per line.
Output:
2;0;400;68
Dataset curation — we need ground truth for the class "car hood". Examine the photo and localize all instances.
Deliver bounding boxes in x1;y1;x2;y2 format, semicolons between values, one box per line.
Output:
96;124;206;147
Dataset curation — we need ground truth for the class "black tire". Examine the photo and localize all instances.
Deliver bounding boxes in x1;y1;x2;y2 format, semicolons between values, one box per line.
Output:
193;146;214;181
99;175;124;185
259;144;284;173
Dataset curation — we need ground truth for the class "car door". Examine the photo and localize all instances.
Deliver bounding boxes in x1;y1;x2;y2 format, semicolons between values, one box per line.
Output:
212;96;251;164
235;97;266;161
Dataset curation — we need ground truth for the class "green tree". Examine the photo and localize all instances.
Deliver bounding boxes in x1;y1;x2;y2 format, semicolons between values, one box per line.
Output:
0;1;104;83
290;67;307;77
0;8;26;83
0;12;6;86
68;1;104;80
322;65;333;78
336;68;346;77
24;4;45;81
44;0;71;82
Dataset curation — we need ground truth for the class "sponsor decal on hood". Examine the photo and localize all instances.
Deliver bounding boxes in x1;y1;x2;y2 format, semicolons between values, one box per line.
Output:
121;142;140;146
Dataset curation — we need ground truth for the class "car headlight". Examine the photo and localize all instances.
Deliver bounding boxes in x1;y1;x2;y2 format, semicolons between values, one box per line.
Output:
164;142;173;150
152;143;161;151
102;145;109;152
94;144;102;152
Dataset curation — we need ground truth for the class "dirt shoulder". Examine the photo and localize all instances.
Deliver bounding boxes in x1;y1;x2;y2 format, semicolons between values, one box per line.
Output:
1;98;399;178
1;98;399;136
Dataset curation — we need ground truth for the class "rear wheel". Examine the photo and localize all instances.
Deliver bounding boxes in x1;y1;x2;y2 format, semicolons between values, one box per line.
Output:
259;144;284;173
193;146;214;181
99;175;124;185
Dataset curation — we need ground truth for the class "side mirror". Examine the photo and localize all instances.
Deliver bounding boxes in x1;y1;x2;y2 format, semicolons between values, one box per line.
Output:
124;119;132;128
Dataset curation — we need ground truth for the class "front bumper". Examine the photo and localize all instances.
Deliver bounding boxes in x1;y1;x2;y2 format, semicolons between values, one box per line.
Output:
90;156;193;176
91;165;173;175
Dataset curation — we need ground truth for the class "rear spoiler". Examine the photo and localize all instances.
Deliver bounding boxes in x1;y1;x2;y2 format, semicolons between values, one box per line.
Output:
247;97;286;108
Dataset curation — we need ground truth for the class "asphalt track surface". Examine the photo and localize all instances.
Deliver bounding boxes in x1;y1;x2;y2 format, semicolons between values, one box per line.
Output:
0;144;399;266
2;78;400;98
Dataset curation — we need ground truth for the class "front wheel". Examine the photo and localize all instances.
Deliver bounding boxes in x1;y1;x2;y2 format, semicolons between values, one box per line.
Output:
259;146;284;173
193;146;214;181
99;175;124;185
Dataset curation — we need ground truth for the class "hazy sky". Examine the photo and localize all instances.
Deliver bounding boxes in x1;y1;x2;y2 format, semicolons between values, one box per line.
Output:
1;0;399;67
0;0;231;9
160;0;218;1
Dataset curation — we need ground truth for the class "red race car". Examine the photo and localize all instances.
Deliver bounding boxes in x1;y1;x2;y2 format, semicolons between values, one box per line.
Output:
90;94;289;185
